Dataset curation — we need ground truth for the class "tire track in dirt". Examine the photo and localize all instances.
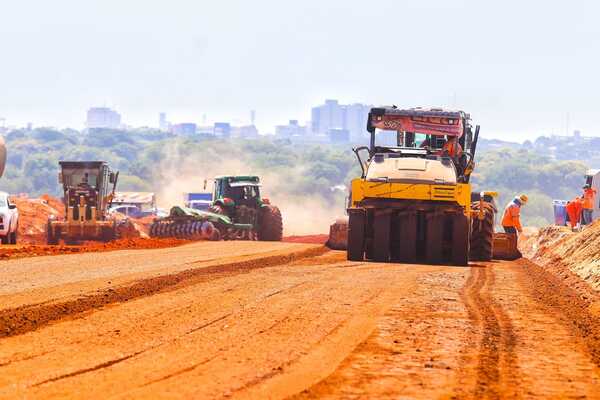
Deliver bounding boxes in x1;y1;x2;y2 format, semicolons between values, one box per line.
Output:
109;272;390;399
0;350;55;368
458;264;520;399
137;355;219;388
5;276;322;390
31;312;234;388
28;312;234;389
286;270;466;400
0;246;327;339
218;289;385;398
32;350;147;387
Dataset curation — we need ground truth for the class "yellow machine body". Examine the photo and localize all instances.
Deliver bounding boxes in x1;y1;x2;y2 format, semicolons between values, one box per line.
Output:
350;179;471;214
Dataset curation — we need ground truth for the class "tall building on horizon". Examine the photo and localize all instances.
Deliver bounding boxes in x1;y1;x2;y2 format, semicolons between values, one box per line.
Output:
171;123;197;136
159;112;169;131
214;122;231;138
86;107;121;129
276;120;306;138
311;100;372;142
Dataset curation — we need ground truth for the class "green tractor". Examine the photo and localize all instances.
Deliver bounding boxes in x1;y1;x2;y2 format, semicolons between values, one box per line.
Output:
208;176;283;241
149;175;283;241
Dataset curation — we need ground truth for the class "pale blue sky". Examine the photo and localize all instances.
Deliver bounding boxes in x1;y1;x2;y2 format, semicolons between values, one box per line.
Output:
0;0;599;140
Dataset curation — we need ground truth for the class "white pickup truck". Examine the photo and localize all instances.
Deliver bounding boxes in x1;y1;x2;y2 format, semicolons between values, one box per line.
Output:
0;191;18;244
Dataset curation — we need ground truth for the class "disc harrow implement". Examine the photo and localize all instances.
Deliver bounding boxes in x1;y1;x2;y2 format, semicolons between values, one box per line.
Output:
149;206;254;241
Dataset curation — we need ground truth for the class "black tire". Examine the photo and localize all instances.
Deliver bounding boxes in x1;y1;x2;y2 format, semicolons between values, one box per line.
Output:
101;225;117;242
258;205;283;241
397;212;417;264
47;221;59;245
149;221;159;237
470;201;495;261
347;210;365;261
452;214;470;266
425;213;444;264
373;212;391;262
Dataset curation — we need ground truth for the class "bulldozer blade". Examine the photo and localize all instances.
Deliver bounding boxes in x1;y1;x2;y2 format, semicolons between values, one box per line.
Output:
326;218;348;250
492;232;522;260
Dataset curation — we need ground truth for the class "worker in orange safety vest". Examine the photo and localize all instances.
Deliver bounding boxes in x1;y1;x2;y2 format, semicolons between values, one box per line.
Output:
582;184;597;225
565;196;584;230
442;136;463;158
502;194;528;235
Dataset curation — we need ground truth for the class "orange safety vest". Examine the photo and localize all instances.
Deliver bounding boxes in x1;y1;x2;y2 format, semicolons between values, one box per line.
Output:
583;188;597;210
443;138;463;158
566;198;583;228
502;201;522;231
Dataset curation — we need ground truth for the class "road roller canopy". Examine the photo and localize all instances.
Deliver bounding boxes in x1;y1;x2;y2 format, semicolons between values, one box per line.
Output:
366;153;457;185
367;107;468;138
357;105;480;185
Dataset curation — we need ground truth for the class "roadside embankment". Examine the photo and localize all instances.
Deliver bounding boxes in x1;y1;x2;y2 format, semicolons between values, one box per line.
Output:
521;220;600;291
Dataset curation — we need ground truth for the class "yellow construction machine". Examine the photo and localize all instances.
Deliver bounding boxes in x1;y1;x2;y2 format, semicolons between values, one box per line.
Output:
47;161;124;244
331;106;519;265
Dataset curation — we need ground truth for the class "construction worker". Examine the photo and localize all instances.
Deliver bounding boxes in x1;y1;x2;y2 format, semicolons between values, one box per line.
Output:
565;196;583;230
502;194;528;235
582;184;597;225
442;136;463;158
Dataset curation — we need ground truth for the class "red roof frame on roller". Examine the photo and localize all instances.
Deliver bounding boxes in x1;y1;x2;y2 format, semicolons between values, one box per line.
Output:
368;107;468;138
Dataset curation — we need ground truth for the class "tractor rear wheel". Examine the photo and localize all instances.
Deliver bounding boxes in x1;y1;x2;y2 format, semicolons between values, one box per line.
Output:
470;201;495;261
258;205;283;241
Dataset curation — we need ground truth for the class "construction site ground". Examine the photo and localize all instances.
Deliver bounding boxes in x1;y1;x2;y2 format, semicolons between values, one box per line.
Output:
1;240;599;399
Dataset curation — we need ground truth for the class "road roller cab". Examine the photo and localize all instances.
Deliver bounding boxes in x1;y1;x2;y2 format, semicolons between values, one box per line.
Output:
346;107;496;265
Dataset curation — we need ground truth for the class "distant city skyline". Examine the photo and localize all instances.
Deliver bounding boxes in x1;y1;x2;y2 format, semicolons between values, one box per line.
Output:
1;1;599;141
0;98;595;142
86;107;121;130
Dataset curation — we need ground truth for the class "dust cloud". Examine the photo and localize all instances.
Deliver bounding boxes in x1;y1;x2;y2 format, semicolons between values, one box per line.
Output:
154;142;346;235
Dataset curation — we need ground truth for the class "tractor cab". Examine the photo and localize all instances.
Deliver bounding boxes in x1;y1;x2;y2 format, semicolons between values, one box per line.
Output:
212;176;263;210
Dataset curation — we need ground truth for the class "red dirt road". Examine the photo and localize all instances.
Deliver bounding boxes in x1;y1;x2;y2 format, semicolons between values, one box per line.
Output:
0;238;189;261
283;234;328;244
0;242;599;399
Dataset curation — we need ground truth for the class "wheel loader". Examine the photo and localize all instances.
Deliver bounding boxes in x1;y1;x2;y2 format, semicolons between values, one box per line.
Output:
336;106;512;266
47;161;126;244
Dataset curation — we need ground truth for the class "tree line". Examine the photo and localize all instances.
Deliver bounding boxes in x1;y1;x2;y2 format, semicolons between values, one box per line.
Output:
1;127;589;227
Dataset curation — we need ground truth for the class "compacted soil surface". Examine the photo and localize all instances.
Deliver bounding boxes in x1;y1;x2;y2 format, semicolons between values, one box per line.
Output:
0;241;598;399
0;238;189;261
